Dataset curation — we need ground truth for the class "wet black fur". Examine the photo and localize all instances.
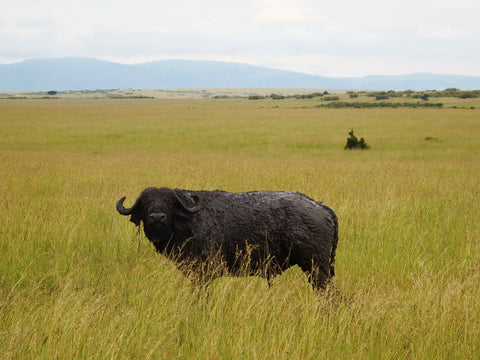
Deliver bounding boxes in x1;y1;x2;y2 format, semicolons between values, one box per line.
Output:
117;187;338;288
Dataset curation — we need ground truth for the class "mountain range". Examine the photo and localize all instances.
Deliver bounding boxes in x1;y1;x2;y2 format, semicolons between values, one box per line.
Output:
1;57;480;91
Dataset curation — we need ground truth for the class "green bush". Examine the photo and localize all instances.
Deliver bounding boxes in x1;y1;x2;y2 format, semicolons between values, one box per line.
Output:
344;129;369;150
291;92;324;99
318;101;443;109
457;92;479;99
322;96;340;101
248;95;266;100
270;93;286;100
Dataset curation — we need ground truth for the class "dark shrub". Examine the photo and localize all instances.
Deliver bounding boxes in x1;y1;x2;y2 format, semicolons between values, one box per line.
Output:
270;93;285;100
248;95;265;100
323;96;340;101
344;129;369;150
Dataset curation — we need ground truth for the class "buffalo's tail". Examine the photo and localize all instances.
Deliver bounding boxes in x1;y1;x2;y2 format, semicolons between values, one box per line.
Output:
329;210;339;277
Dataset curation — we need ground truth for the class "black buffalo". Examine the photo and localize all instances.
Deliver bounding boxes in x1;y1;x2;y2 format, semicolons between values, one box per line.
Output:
117;187;338;288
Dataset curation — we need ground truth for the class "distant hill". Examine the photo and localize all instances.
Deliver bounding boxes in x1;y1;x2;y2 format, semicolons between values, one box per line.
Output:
1;57;480;91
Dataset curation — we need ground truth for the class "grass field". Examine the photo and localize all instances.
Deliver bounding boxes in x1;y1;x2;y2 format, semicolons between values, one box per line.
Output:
1;98;479;359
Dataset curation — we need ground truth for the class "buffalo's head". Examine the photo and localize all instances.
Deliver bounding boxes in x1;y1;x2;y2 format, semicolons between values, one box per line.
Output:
116;187;200;237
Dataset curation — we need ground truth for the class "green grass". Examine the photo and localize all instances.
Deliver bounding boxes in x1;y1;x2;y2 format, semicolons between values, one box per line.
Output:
1;98;479;359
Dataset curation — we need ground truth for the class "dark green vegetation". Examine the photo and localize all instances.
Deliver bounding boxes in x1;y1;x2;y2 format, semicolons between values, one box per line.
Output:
344;129;369;150
319;101;444;108
263;88;478;109
1;98;479;359
2;88;479;109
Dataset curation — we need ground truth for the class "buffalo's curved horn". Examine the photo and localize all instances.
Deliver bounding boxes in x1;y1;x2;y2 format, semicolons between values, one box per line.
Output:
116;196;136;215
174;191;200;213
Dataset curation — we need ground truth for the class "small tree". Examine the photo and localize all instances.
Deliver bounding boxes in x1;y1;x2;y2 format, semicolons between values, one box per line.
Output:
344;129;369;150
270;93;285;100
47;90;57;97
421;93;429;101
248;95;265;100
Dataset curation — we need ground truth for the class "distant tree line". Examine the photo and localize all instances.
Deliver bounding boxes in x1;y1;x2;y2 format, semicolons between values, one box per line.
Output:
427;88;480;99
348;88;480;100
322;96;340;101
317;101;444;109
248;91;330;100
107;95;154;99
246;88;479;102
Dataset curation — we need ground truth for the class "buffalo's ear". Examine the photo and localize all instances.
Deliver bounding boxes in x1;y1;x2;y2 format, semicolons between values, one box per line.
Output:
172;191;198;231
174;190;200;213
129;211;141;226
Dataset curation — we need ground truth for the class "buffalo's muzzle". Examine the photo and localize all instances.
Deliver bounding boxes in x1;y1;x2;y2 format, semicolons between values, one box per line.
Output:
149;212;167;223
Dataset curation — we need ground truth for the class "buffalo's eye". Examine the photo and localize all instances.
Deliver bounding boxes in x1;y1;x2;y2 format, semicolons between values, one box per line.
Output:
149;206;163;213
146;201;164;213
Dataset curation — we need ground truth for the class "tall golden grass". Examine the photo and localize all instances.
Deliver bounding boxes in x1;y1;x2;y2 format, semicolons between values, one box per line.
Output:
1;98;479;359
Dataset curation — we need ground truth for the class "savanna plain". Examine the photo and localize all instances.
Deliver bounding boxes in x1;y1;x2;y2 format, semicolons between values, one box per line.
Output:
1;96;479;359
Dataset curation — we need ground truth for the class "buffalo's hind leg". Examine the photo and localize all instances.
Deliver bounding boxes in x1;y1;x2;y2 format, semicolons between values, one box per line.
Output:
297;261;330;290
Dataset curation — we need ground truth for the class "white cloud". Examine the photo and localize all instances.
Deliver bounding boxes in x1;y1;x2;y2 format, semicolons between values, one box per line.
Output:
416;25;469;40
254;0;326;24
1;0;480;76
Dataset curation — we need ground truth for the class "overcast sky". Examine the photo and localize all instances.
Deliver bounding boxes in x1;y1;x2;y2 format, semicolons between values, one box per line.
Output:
1;0;479;77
